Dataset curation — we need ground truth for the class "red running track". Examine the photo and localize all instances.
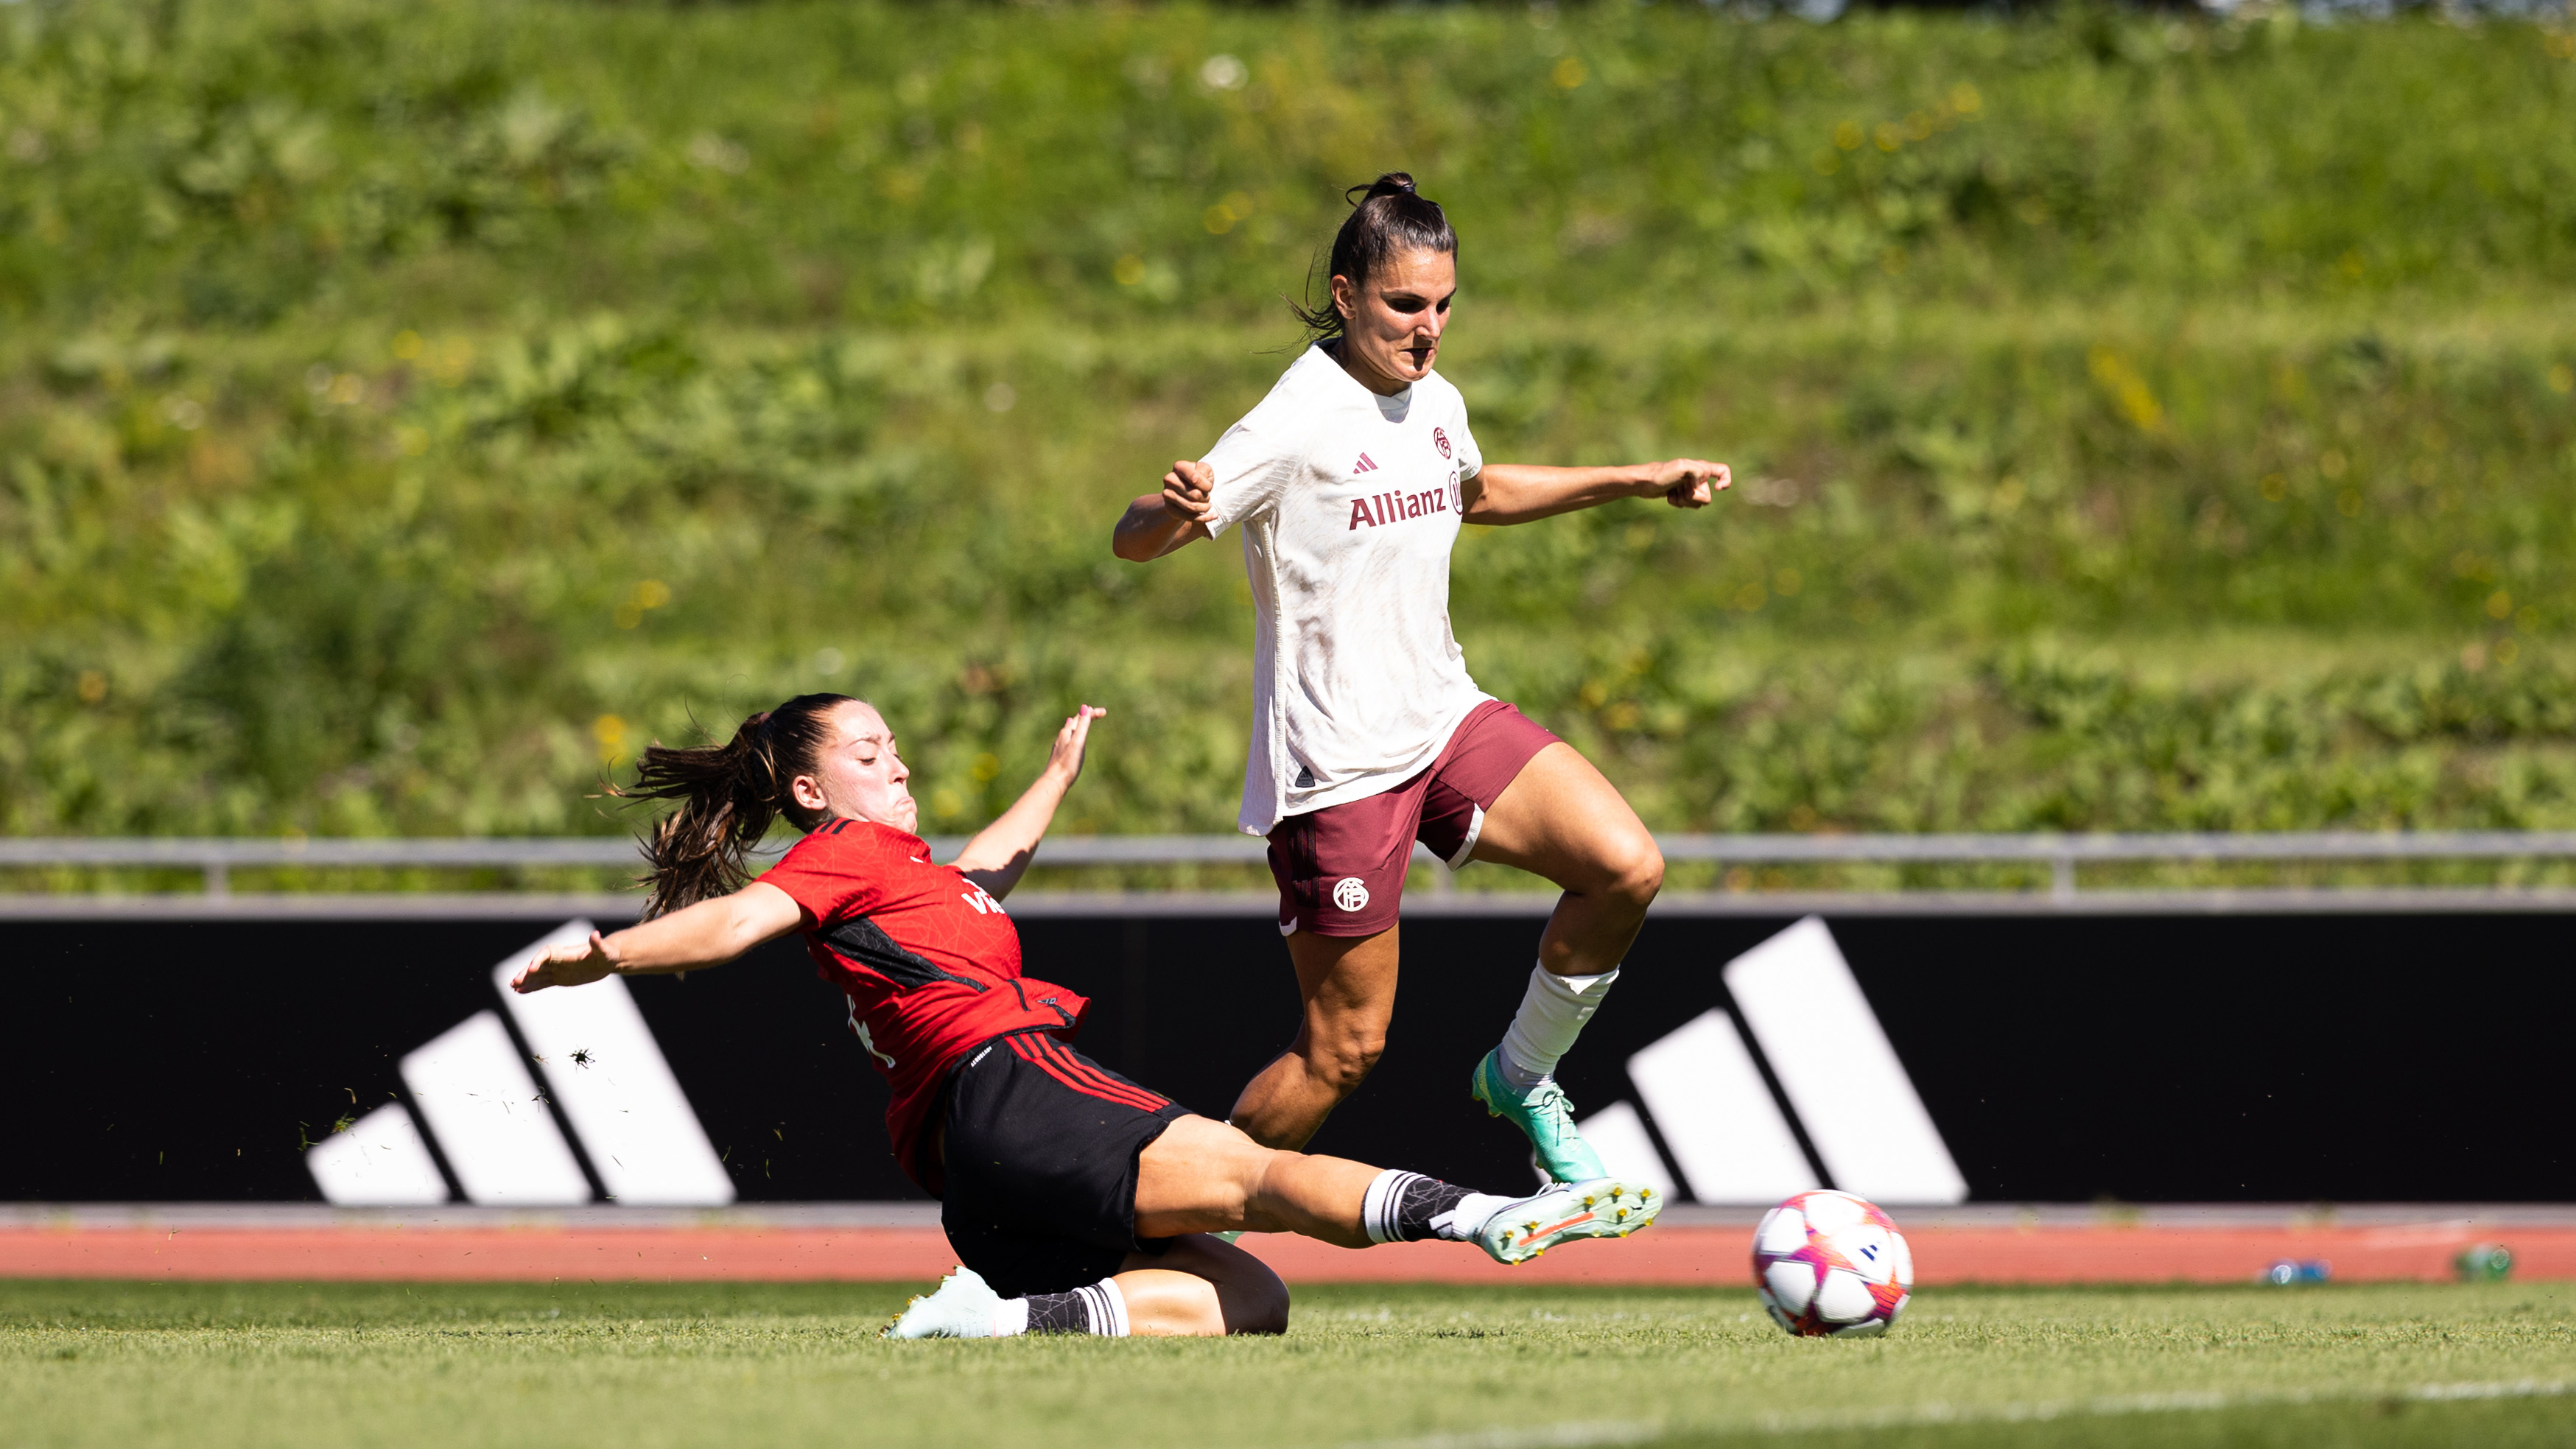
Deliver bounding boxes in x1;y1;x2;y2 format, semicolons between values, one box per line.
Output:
5;1220;2572;1285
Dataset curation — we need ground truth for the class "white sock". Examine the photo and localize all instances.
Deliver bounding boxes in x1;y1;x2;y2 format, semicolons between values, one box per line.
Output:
1496;963;1619;1090
1078;1280;1131;1338
1361;1168;1408;1244
1432;1192;1517;1242
992;1297;1031;1337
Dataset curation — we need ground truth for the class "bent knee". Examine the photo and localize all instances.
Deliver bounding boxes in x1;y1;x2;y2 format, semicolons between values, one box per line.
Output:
1222;1262;1291;1336
1578;832;1663;908
1162;1235;1291;1335
1621;838;1666;902
1295;1007;1388;1095
1304;1032;1385;1095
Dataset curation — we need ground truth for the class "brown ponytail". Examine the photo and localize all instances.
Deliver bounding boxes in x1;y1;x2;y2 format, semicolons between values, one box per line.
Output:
1290;172;1459;345
613;693;853;918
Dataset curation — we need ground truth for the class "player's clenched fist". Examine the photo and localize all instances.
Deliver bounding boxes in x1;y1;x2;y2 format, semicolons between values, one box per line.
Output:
1646;458;1728;509
1162;459;1215;523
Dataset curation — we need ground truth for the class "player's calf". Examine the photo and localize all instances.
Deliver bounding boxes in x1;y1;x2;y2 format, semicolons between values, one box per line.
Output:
886;1239;1287;1340
1117;1235;1288;1335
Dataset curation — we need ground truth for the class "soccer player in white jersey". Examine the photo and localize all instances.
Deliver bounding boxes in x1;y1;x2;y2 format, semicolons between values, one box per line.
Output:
1110;173;1727;1184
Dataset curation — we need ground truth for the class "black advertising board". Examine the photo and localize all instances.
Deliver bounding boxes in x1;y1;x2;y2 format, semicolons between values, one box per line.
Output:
4;908;2567;1204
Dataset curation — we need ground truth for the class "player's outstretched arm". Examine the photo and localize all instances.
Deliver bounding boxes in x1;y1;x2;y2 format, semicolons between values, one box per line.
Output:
1461;458;1729;525
508;882;803;993
1110;459;1215;561
950;705;1104;900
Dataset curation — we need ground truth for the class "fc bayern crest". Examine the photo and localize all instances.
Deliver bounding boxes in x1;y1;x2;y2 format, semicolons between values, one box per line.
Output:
1332;877;1371;913
1433;427;1452;460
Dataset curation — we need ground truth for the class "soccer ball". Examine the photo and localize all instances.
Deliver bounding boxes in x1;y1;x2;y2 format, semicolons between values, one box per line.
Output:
1751;1190;1912;1337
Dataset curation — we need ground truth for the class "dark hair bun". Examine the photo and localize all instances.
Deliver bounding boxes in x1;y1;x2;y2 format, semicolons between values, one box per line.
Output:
1350;172;1420;203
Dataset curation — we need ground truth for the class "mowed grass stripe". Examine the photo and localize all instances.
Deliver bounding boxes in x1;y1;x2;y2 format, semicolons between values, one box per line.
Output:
1353;1375;2576;1446
5;1281;2575;1448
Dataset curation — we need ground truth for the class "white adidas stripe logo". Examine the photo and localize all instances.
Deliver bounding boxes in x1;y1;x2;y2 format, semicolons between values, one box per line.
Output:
304;920;736;1207
1578;917;1968;1205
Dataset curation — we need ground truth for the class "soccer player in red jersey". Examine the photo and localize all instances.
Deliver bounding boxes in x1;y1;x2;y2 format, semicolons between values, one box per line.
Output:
1110;175;1728;1184
511;693;1658;1338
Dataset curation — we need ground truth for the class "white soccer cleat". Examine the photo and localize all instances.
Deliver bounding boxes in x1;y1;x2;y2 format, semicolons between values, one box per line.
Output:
883;1265;1004;1339
1473;1178;1660;1266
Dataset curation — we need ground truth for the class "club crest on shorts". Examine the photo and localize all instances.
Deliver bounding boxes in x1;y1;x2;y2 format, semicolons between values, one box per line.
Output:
1332;877;1371;913
1433;427;1452;460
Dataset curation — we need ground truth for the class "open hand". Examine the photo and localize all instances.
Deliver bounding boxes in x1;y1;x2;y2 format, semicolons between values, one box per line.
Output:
1644;458;1730;508
1046;705;1106;785
1162;460;1215;523
511;930;617;993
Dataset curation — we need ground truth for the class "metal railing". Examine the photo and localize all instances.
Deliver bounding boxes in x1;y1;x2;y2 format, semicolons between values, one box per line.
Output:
13;831;2576;902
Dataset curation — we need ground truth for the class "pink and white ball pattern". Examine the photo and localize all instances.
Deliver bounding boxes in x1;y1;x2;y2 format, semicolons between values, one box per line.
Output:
1751;1190;1913;1337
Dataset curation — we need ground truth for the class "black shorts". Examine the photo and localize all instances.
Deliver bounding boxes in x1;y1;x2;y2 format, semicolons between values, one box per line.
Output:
936;1029;1193;1297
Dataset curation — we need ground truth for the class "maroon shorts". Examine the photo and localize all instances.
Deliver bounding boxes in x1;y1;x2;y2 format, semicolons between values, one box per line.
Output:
1266;700;1562;938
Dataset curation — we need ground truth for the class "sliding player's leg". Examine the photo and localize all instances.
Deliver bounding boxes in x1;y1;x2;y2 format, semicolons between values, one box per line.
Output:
1135;1115;1657;1264
1103;1233;1288;1336
890;1110;1660;1341
886;1229;1285;1340
1461;741;1664;1183
1136;1112;1388;1245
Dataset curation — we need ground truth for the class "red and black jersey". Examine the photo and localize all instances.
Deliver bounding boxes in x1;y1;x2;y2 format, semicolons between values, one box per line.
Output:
757;818;1090;1190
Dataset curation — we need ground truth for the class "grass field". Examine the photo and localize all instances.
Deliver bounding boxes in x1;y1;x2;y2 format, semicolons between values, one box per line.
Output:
4;1280;2574;1448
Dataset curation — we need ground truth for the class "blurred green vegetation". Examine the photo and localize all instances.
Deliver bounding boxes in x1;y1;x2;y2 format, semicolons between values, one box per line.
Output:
7;0;2576;852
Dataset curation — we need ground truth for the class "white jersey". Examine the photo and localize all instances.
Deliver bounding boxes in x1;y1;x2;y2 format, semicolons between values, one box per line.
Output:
1200;343;1489;835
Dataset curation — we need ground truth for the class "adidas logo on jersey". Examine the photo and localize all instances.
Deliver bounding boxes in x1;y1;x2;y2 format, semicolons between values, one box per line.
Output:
1352;453;1379;474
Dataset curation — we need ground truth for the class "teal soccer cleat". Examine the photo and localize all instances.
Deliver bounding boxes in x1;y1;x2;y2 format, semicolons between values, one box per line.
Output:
1472;1178;1661;1266
1470;1048;1609;1186
883;1266;1003;1339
